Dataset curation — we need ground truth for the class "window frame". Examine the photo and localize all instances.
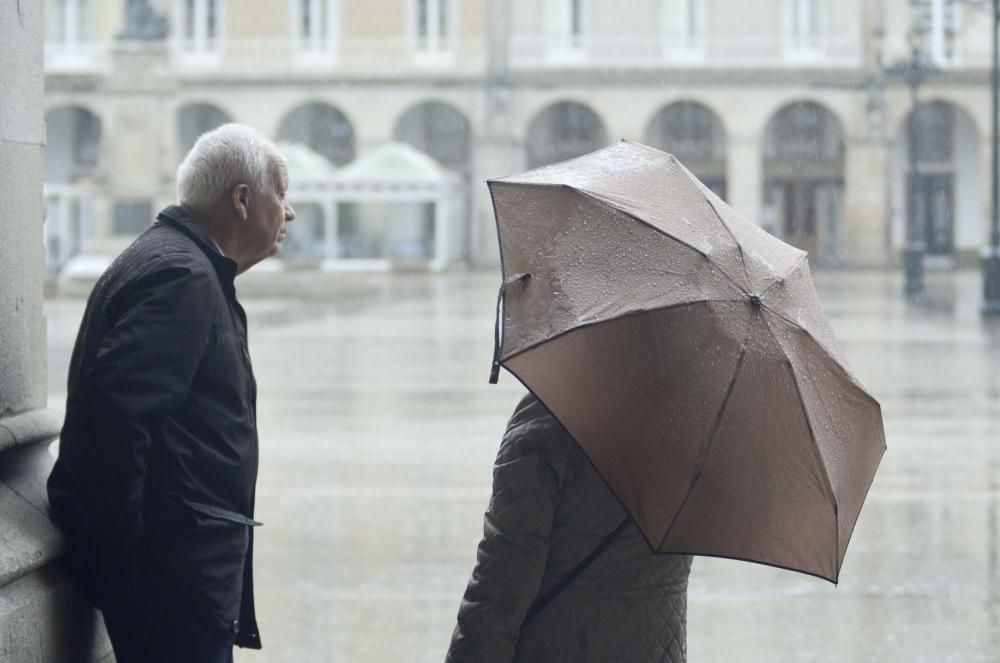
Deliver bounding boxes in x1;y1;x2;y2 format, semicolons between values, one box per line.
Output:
544;0;589;62
662;0;707;62
175;0;225;64
46;0;96;68
784;0;827;62
411;0;458;54
914;0;962;66
291;0;341;62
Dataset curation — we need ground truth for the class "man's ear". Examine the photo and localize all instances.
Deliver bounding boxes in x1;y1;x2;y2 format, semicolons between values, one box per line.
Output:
231;184;251;221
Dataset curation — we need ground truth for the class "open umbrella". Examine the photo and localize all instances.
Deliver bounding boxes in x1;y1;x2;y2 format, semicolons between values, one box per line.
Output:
488;140;885;583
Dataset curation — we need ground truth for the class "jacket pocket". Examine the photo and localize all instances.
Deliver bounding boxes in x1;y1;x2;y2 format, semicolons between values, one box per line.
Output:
182;499;262;527
148;499;259;629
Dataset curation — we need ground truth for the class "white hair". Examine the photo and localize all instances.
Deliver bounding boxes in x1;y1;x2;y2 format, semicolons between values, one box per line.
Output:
176;123;287;211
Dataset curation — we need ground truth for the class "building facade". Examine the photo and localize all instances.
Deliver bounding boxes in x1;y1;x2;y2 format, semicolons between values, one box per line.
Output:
42;0;996;270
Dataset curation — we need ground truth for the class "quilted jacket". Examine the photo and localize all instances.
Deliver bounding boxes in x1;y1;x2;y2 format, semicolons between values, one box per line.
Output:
447;393;693;663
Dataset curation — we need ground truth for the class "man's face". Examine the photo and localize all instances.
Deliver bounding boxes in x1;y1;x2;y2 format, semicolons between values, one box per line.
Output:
247;163;295;259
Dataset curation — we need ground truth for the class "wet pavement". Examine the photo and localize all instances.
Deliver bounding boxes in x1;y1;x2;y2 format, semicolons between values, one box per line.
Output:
44;269;1000;662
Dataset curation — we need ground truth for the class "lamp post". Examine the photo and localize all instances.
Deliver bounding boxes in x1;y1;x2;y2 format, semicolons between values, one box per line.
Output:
900;24;931;296
983;0;1000;315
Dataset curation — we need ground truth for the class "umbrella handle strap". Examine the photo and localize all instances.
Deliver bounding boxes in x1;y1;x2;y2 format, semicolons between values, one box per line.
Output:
489;272;531;384
522;515;631;627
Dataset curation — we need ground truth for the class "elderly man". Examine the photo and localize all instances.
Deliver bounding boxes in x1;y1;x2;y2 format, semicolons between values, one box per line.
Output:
47;123;294;663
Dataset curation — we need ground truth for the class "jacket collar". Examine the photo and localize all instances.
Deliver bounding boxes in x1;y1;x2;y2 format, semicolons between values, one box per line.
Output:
156;205;239;291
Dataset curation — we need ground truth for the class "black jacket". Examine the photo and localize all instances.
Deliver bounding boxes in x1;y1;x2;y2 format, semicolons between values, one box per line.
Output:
47;206;263;648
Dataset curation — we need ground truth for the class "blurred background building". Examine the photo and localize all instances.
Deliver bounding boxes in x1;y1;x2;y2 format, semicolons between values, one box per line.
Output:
41;0;995;275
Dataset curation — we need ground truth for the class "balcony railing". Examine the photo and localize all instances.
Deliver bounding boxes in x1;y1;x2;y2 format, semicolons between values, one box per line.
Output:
44;31;995;78
170;36;487;76
509;31;866;68
44;42;111;74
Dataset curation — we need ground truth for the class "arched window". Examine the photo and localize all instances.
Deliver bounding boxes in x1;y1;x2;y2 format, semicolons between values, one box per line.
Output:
644;101;726;198
762;101;845;266
393;102;471;174
44;106;102;184
526;101;608;169
763;101;844;165
898;101;981;257
276;102;356;168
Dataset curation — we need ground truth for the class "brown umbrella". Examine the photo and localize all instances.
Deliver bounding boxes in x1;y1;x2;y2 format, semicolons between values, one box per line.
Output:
488;140;885;583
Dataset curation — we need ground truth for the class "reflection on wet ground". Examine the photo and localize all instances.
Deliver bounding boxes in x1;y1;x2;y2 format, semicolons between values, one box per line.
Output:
45;269;1000;662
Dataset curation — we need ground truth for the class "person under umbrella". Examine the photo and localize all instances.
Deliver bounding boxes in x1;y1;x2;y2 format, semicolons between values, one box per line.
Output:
446;393;693;663
446;141;884;662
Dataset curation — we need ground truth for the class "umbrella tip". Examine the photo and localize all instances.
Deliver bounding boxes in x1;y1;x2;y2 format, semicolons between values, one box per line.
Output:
749;294;762;308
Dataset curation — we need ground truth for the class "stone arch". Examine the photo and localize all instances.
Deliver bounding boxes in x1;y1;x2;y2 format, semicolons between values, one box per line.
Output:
275;101;356;167
761;100;846;266
891;99;982;257
392;100;472;175
764;100;846;166
44;105;102;184
392;100;474;261
525;101;609;170
644;100;728;199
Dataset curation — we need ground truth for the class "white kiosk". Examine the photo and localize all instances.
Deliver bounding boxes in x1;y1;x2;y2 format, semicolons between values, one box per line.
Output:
324;143;462;271
281;141;462;271
278;141;340;265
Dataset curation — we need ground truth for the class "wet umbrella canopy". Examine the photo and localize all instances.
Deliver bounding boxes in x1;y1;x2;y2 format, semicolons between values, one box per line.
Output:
488;140;886;583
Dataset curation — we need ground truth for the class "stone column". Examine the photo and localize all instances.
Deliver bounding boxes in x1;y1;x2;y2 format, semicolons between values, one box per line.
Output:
842;139;891;266
0;2;111;660
471;0;520;267
727;136;763;226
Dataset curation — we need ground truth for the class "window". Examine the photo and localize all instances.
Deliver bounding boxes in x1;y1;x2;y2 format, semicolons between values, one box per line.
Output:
526;102;608;169
545;0;587;56
569;0;583;49
912;0;961;65
275;103;356;168
48;0;91;52
663;0;705;57
787;0;824;54
644;101;726;197
764;102;845;165
44;107;102;184
179;0;222;55
645;102;725;164
414;0;453;52
910;102;956;165
293;0;339;56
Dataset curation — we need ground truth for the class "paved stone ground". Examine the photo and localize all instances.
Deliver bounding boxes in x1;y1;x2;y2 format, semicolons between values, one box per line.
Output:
44;268;1000;662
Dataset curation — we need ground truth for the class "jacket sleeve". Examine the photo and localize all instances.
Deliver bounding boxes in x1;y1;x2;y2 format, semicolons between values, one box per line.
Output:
446;418;566;663
86;260;215;544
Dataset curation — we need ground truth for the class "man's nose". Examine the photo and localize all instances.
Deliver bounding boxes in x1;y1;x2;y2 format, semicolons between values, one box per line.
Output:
285;202;295;221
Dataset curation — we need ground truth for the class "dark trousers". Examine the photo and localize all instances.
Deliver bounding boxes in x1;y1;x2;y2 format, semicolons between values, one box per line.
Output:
102;595;234;663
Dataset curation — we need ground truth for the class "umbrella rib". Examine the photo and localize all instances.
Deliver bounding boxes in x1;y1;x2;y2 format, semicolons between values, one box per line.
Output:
759;253;808;300
657;344;749;551
759;312;840;546
488;142;626;185
765;309;886;575
498;298;744;365
571;187;750;297
797;355;848;570
759;304;880;409
701;192;754;293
